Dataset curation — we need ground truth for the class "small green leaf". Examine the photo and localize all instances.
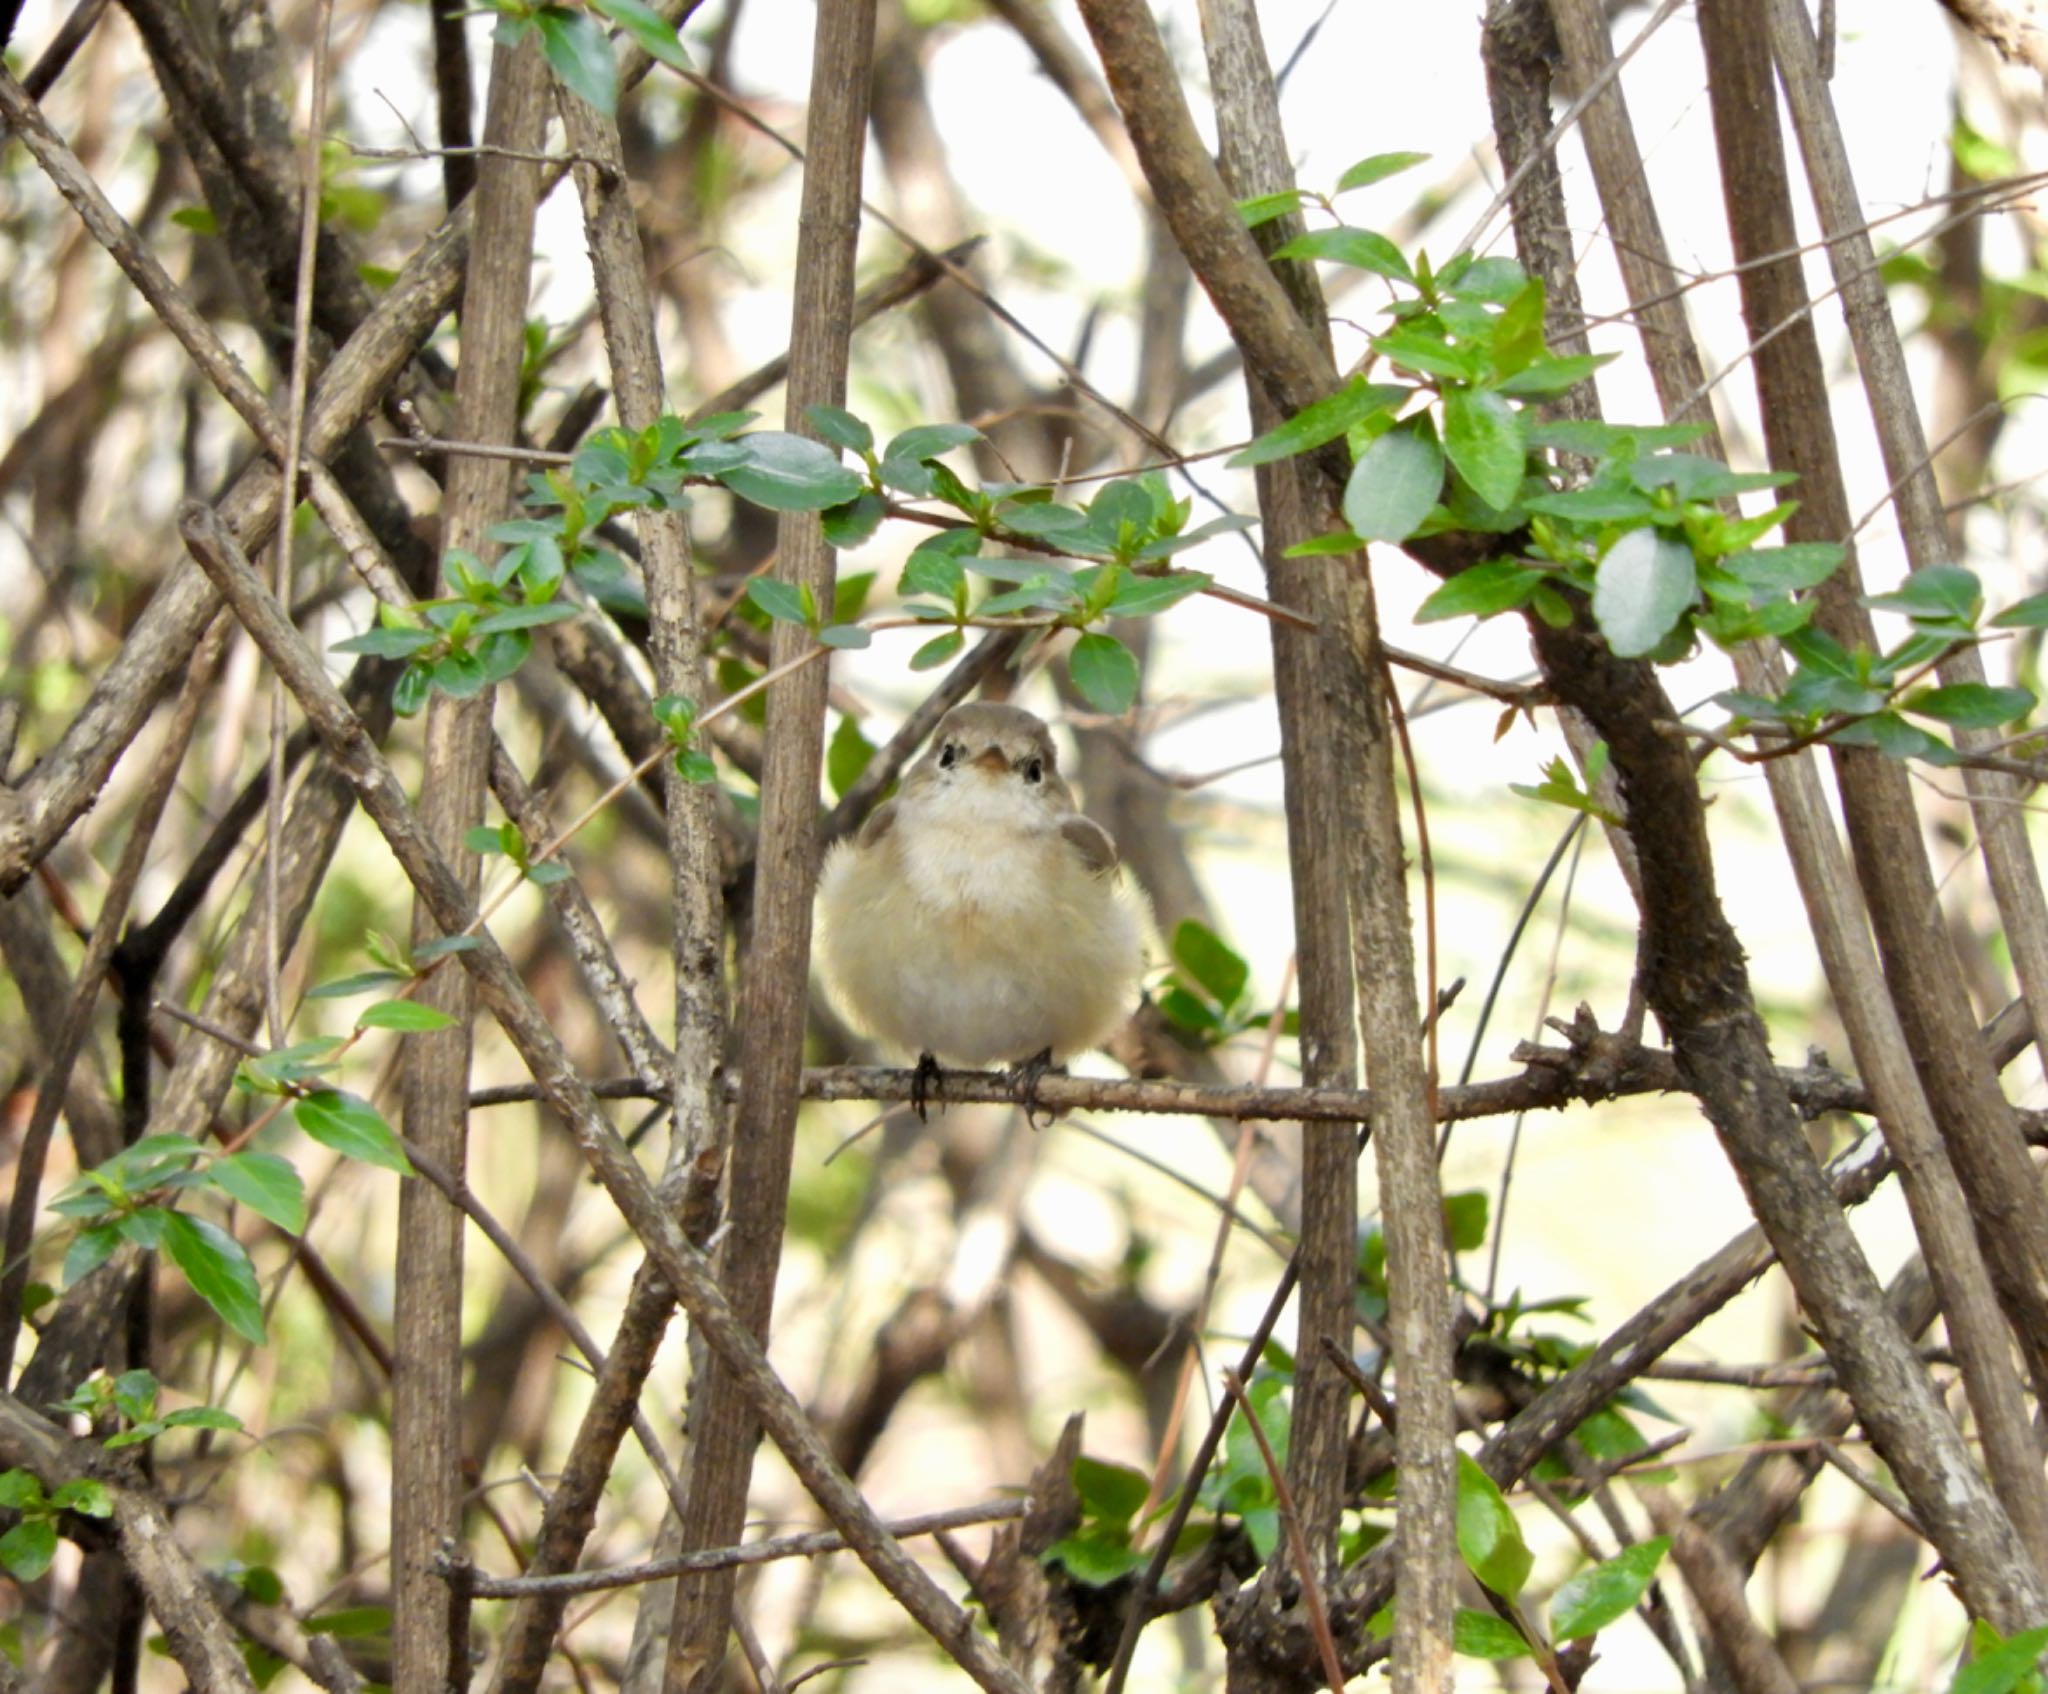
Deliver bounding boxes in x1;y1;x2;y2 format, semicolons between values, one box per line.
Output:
1283;531;1365;557
0;1521;57;1583
821;492;887;549
1071;1455;1150;1526
63;1225;121;1287
1373;324;1486;382
0;1471;44;1510
50;1479;112;1517
1172;920;1249;1010
1993;591;2048;629
1229;378;1408;468
357;1000;459;1033
1271;225;1412;282
304;970;410;1000
747;577;812;626
884;423;983;464
721;433;866;511
1952;1623;2048;1694
1864;563;1983;632
1343;420;1443;543
209;1153;307;1235
1068;633;1140;715
392;664;433;717
161;1406;243;1434
1441;387;1526;510
1829;711;1961;766
1902;683;2035;728
1416;559;1542;623
587;0;691;67
818;624;871;649
1442;1189;1489;1252
414;935;481;961
827;715;876;801
1497;354;1611;396
1453;1609;1532;1659
1106;572;1209;617
1335;150;1429;193
159;1211;266;1344
1594;530;1697;658
1237;189;1312;228
331;626;437;659
1044;1533;1148;1586
1456;1452;1532;1600
1443;255;1530;303
171;205;219;235
1722;543;1844;596
296;1090;414;1175
534;6;617;114
910;630;965;671
1551;1535;1671;1641
470;602;580;636
804;405;874;454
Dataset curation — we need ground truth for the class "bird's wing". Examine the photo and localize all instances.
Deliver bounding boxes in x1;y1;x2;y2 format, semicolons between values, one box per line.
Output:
855;798;899;850
1058;814;1119;877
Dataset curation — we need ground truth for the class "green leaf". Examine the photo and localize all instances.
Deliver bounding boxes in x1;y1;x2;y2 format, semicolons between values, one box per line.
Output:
1551;1536;1670;1641
159;1211;266;1345
822;492;887;549
909;630;965;671
469;602;580;636
1335;150;1429;193
1442;1189;1489;1252
331;626;437;659
1953;1623;2048;1694
357;999;459;1033
804;405;873;454
1416;559;1542;623
1229;378;1407;468
0;1521;57;1583
171;204;219;235
721;433;866;511
534;6;617;114
392;663;432;717
1343;420;1443;543
1722;543;1844;596
305;970;410;1000
1497;354;1610;397
587;0;690;67
0;1471;44;1510
295;1090;415;1175
1864;563;1983;632
1283;531;1365;557
1520;485;1654;522
414;935;481;962
1106;572;1209;617
1044;1533;1148;1586
884;423;984;464
160;1406;243;1434
747;577;812;626
1172;920;1249;1010
1068;633;1140;715
1455;1452;1532;1600
1594;530;1697;658
50;1478;112;1517
1071;1455;1150;1526
1443;255;1529;303
62;1225;121;1287
827;715;875;801
1237;189;1312;228
209;1153;307;1235
1271;225;1412;282
1829;711;1961;766
818;624;872;649
1993;591;2048;629
1902;683;2035;728
1373;325;1486;382
1441;387;1526;510
1453;1609;1532;1659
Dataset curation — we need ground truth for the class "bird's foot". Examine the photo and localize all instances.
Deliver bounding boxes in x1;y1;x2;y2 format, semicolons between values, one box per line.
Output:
911;1051;945;1123
1007;1047;1062;1129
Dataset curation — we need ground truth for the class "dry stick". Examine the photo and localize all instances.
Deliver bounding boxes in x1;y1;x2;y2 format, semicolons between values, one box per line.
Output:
1081;0;1452;1679
0;1390;258;1694
1769;0;2048;1298
663;0;877;1682
1694;0;2048;1586
390;36;551;1694
1196;0;1368;1629
463;1501;1029;1600
177;502;1035;1694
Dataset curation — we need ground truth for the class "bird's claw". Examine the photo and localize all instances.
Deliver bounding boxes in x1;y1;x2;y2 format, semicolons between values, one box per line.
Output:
1007;1047;1061;1129
911;1052;944;1123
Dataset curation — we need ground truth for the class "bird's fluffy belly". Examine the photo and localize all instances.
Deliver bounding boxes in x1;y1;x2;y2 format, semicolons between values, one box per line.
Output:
815;820;1140;1065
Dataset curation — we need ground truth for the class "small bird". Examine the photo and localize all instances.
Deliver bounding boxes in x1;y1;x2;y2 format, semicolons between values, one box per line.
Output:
814;702;1144;1115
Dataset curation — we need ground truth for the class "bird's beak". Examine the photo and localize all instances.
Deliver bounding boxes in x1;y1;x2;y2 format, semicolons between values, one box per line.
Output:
973;746;1009;775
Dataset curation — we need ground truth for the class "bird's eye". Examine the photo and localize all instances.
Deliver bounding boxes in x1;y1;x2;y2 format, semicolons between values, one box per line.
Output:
1023;757;1044;784
938;743;958;769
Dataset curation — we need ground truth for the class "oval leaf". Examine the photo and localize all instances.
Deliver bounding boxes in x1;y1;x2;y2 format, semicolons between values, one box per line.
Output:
357;999;459;1033
1068;632;1139;715
159;1211;266;1344
1552;1535;1671;1641
1594;530;1697;658
209;1152;307;1235
1901;682;2035;728
1229;379;1408;468
1343;421;1443;543
296;1090;415;1175
720;433;866;512
534;6;617;115
1441;386;1526;510
1455;1452;1532;1601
